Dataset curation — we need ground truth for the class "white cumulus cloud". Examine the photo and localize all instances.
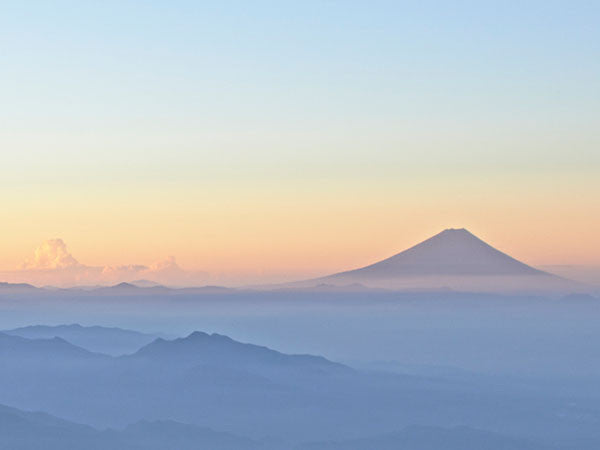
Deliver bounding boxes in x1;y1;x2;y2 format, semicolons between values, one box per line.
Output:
10;239;209;287
20;239;82;270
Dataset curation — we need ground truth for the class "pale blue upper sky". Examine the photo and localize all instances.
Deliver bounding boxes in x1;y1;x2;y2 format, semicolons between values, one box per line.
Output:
2;1;598;183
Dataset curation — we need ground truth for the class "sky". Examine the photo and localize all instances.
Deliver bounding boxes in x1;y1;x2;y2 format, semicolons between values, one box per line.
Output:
1;1;599;286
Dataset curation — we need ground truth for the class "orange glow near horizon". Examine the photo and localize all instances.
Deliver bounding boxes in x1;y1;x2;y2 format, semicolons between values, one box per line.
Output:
1;170;599;286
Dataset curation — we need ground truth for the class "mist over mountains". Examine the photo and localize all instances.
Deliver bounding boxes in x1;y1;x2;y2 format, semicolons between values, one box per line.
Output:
2;401;570;450
0;229;598;449
1;324;600;449
0;322;599;447
0;403;268;450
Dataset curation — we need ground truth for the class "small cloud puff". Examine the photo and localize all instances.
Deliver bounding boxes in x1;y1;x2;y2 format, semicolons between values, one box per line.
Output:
20;239;82;270
144;256;208;286
149;256;178;271
101;265;149;275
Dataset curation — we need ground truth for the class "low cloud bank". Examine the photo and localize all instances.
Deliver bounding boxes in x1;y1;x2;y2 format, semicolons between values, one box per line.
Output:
3;239;209;288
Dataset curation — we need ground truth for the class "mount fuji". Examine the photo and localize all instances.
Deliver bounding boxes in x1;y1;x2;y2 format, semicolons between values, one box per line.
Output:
288;229;584;293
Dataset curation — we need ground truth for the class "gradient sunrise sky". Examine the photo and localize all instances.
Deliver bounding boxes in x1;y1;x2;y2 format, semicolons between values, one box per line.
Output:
1;1;599;285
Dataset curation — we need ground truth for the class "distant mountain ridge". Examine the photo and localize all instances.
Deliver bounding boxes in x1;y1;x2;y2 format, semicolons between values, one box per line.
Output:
0;281;38;292
0;281;236;295
4;324;161;356
0;331;104;362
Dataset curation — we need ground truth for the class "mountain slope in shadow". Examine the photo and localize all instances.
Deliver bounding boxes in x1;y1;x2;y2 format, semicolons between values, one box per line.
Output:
130;331;350;374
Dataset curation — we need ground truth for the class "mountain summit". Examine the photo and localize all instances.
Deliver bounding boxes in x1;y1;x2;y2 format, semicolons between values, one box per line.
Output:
130;331;348;374
337;228;544;278
292;228;582;293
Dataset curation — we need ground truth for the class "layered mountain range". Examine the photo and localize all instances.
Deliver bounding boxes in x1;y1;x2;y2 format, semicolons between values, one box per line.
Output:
1;326;600;447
